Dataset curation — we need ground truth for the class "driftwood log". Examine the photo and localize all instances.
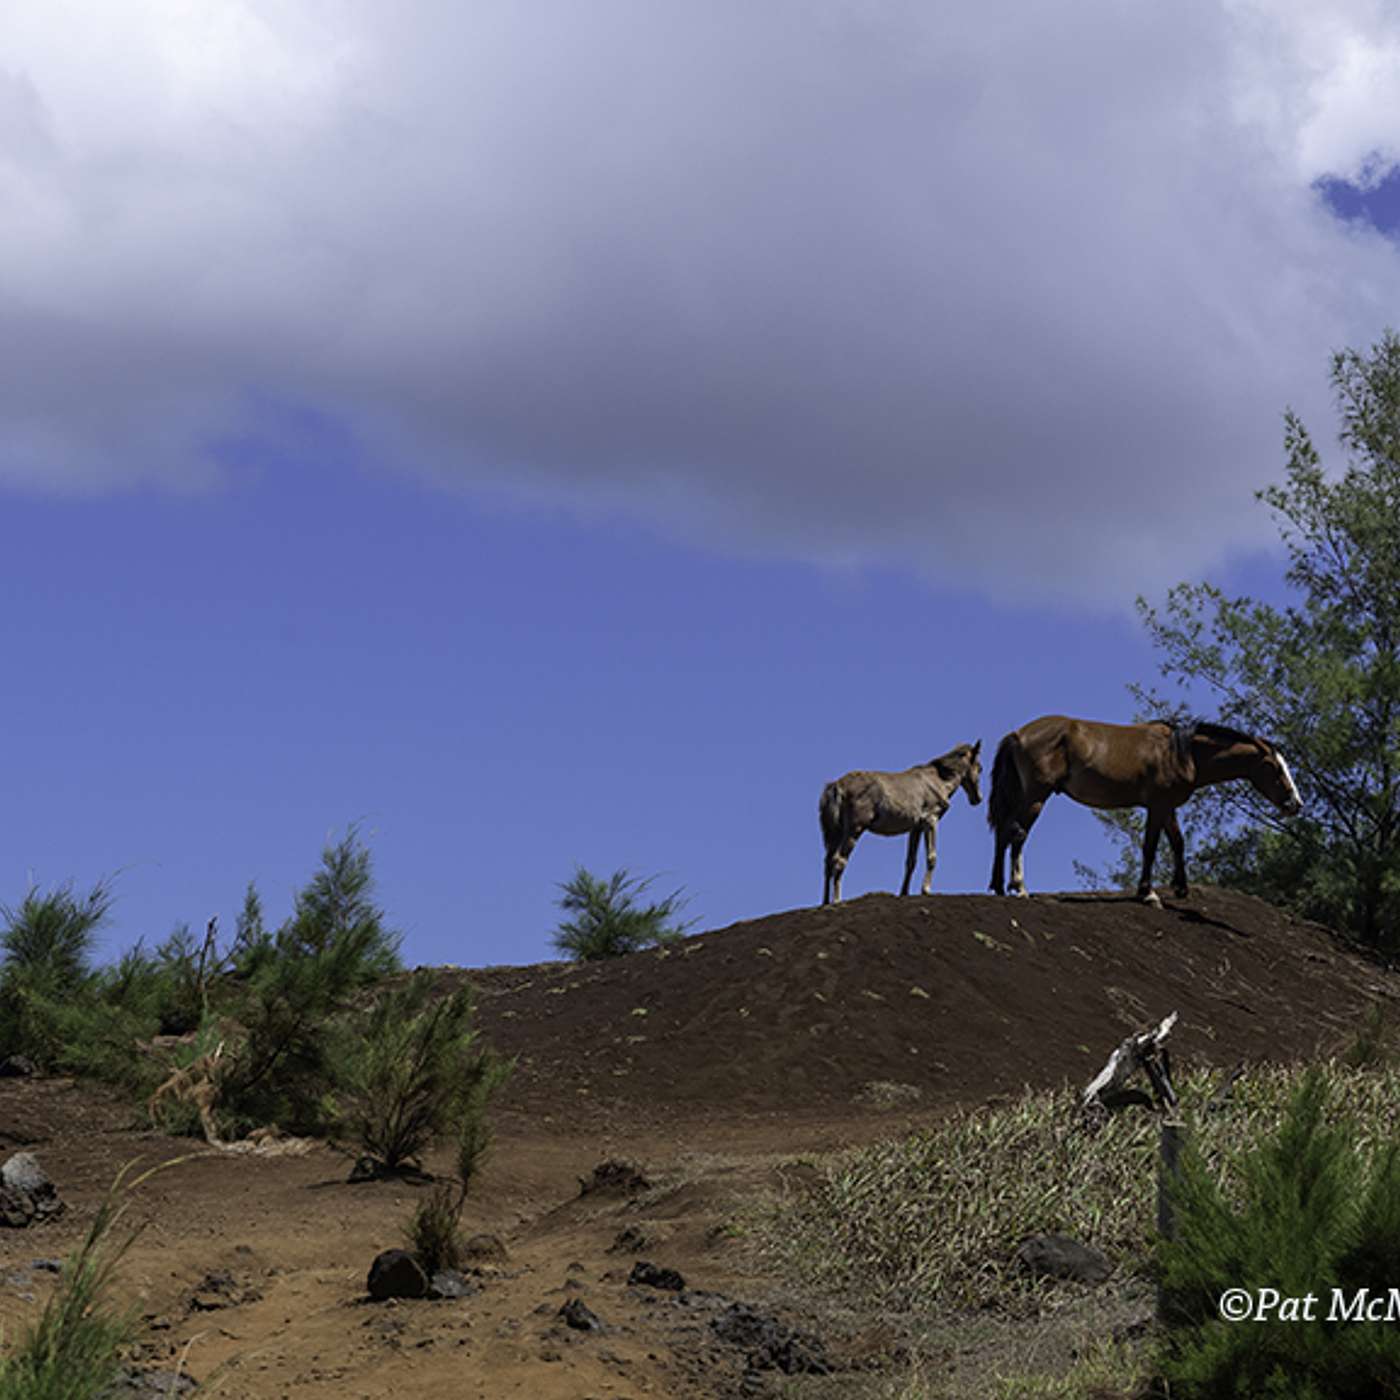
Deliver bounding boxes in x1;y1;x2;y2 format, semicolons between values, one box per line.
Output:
1083;1011;1179;1112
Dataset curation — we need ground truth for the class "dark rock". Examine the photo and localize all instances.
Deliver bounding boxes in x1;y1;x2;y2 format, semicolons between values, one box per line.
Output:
628;1260;686;1291
559;1296;605;1332
30;1257;62;1273
0;1153;63;1228
461;1232;509;1263
187;1269;261;1312
367;1249;428;1301
347;1156;382;1183
0;1055;37;1078
608;1224;652;1254
0;1187;34;1228
1015;1233;1113;1285
713;1302;785;1350
427;1269;479;1299
677;1288;728;1309
579;1159;651;1197
712;1302;833;1376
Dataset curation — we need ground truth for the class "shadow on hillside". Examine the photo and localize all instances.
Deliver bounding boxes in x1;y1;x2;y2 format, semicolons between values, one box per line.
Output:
1046;891;1251;937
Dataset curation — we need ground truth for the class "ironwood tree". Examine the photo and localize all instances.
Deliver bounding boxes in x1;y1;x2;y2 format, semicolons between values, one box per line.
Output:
1106;332;1400;953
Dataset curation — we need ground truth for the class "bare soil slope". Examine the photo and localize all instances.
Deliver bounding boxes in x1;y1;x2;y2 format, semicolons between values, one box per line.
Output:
0;888;1393;1399
469;887;1391;1126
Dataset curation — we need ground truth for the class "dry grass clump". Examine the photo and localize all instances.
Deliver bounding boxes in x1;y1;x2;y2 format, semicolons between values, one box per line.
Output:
753;1061;1400;1319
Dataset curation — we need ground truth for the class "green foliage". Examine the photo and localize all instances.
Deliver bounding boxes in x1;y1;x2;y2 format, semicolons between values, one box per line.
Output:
217;830;404;1132
0;1159;174;1400
406;1182;464;1276
339;971;509;1172
0;881;228;1090
279;833;402;978
0;882;115;1068
552;866;691;961
1;881;112;984
231;881;272;974
1157;1070;1400;1397
0;833;427;1148
453;1049;505;1195
1127;331;1400;950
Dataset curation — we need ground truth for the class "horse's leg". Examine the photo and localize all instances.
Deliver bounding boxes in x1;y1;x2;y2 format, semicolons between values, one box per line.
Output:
921;819;938;895
1166;812;1188;898
817;828;840;907
1138;810;1165;907
990;829;1008;895
831;833;859;903
1008;801;1044;897
901;829;919;896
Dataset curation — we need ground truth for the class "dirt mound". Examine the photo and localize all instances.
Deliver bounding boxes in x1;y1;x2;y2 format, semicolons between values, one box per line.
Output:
468;888;1395;1125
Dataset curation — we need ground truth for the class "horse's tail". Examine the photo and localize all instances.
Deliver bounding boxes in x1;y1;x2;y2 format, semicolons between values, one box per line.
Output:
987;733;1025;837
819;780;846;850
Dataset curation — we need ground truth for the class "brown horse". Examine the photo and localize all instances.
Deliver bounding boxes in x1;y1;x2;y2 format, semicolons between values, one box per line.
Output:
988;716;1301;905
820;742;982;905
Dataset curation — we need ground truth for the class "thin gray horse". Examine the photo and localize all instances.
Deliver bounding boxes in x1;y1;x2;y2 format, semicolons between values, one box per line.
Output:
819;741;983;905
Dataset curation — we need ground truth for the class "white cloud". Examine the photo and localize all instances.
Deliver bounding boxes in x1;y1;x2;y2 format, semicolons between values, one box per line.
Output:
3;1;1400;601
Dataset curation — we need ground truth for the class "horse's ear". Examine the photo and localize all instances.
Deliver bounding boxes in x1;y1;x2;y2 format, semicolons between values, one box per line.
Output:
972;739;982;757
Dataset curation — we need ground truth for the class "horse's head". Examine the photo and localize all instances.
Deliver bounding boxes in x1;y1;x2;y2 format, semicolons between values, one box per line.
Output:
1249;741;1302;816
961;739;984;806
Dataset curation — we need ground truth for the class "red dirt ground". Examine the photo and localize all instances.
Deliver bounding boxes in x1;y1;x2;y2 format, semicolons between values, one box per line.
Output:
1;888;1394;1398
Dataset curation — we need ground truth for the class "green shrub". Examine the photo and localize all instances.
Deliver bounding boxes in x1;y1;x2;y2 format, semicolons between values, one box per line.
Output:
340;971;508;1172
216;830;404;1133
229;881;273;975
0;882;114;1065
406;1182;464;1276
552;866;691;961
1156;1069;1400;1398
0;881;112;985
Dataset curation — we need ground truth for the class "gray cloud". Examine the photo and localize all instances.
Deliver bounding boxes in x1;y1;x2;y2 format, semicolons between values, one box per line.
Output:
3;1;1399;601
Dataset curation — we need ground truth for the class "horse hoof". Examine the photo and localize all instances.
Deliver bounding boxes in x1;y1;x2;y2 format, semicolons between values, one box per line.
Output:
1141;891;1162;909
1173;886;1189;899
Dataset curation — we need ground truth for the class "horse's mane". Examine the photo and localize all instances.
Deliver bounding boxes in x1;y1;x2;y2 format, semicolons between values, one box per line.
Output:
1167;717;1259;760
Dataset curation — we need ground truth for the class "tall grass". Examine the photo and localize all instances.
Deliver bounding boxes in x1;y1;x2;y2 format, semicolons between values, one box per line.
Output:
752;1063;1400;1319
0;1159;179;1400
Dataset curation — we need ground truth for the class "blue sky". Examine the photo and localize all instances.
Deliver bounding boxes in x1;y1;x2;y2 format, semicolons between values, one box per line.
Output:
3;3;1399;968
2;451;1169;968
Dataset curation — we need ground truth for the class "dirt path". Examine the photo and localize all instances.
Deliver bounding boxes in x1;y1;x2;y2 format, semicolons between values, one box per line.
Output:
1;1085;905;1398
